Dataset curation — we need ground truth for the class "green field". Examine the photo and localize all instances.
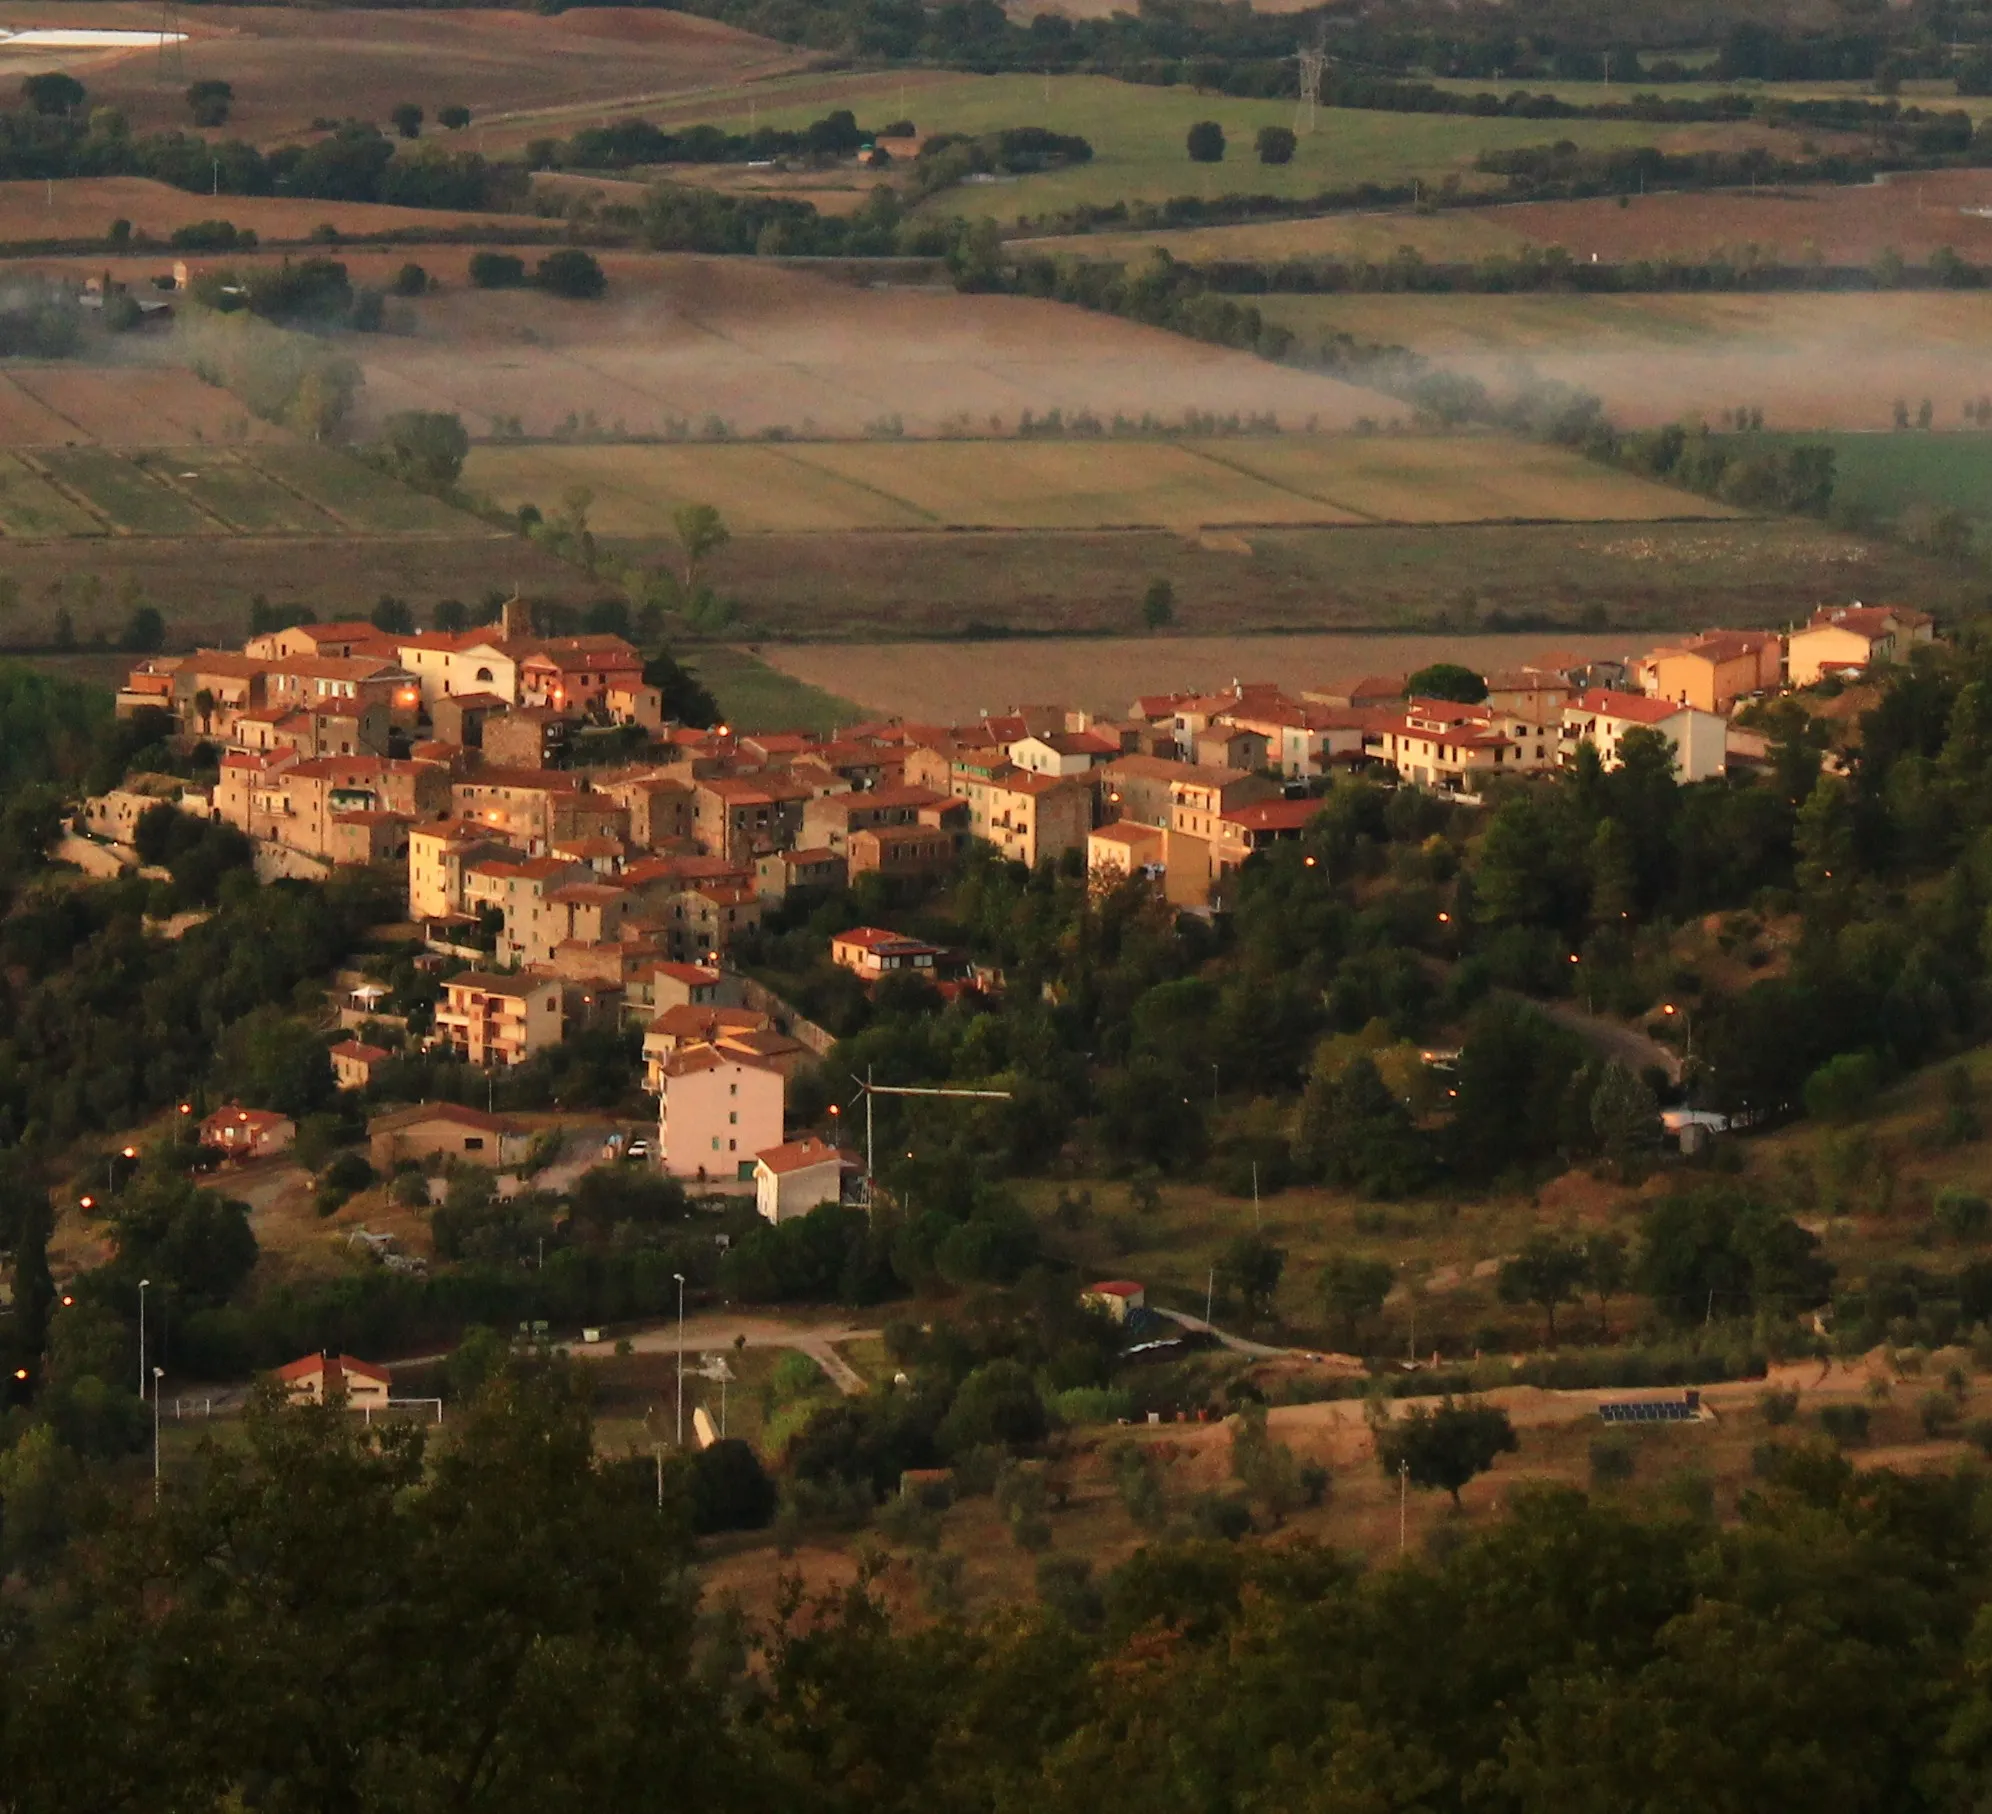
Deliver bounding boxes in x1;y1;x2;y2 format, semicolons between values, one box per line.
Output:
665;71;1774;219
153;449;344;534
0;446;482;540
688;644;871;733
39;448;219;536
250;446;480;535
1732;430;1992;532
465;434;1735;534
0;453;106;537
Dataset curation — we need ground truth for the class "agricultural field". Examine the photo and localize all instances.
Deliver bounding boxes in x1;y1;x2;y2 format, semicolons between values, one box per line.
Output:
1028;168;1992;269
0;176;529;248
0;2;808;147
0;441;478;540
466;433;1733;535
1732;429;1992;535
682;515;1961;643
0;364;273;446
1255;291;1992;432
344;252;1393;440
660;71;1821;221
756;628;1636;722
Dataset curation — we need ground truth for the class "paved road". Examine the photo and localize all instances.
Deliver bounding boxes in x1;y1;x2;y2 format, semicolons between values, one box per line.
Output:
565;1313;881;1396
1154;1306;1306;1362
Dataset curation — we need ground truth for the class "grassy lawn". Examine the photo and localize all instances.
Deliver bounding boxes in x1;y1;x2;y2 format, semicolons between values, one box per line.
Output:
690;642;873;733
672;72;1757;220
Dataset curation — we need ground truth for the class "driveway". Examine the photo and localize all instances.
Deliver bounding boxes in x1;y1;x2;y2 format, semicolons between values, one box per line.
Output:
1154;1306;1299;1361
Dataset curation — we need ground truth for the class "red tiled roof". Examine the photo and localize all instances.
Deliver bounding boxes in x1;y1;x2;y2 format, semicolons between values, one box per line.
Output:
1570;689;1683;726
1086;1280;1144;1297
755;1136;848;1175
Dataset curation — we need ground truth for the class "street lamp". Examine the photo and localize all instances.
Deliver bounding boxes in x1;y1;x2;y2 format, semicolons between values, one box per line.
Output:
1662;1001;1693;1062
673;1272;686;1447
137;1278;151;1399
152;1365;165;1500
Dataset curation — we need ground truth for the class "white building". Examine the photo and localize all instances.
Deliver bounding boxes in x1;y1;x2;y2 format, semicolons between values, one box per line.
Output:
753;1136;852;1224
1560;689;1728;783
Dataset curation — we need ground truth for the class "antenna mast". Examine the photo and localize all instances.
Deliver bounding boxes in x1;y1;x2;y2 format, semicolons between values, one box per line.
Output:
157;0;185;84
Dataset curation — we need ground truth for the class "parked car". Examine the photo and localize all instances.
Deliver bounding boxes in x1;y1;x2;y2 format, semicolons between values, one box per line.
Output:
624;1137;651;1161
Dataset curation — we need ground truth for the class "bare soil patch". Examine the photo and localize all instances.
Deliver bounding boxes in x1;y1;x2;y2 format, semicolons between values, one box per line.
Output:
755;629;1632;721
0;4;807;148
343;253;1397;440
0;175;523;247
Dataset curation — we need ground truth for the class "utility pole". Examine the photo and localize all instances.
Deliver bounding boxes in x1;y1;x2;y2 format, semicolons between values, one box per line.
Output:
1204;1265;1215;1328
673;1273;686;1446
152;1366;165;1501
1398;1458;1409;1552
851;1070;1013;1207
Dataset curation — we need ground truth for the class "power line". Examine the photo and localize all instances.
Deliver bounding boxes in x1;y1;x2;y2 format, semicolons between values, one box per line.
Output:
1293;41;1327;133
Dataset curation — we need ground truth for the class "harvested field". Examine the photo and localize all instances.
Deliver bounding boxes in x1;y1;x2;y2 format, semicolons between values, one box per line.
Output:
1257;291;1992;431
467;434;1729;534
1200;435;1735;523
0;3;807;147
344;252;1396;440
0;176;524;249
1027;170;1992;269
639;517;1961;641
758;630;1640;722
2;364;273;446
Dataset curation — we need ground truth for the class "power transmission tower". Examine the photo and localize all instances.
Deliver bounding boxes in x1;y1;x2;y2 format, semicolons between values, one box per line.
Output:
1293;40;1328;132
157;0;185;83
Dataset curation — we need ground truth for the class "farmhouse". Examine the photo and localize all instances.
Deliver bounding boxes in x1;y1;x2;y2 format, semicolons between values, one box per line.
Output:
1082;1280;1146;1324
330;1039;391;1091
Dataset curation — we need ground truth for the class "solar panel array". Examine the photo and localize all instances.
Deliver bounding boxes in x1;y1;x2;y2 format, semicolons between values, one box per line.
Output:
1597;1400;1699;1424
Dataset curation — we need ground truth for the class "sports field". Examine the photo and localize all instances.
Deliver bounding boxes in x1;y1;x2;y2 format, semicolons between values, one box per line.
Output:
1257;291;1992;432
463;434;1737;535
0;445;484;539
636;71;1799;219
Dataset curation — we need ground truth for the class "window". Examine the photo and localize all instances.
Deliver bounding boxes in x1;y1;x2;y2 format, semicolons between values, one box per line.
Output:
464;1137;484;1151
729;1111;737;1125
710;1136;720;1151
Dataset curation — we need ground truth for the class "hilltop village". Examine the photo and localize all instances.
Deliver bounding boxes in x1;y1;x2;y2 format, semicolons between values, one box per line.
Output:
91;599;1933;1195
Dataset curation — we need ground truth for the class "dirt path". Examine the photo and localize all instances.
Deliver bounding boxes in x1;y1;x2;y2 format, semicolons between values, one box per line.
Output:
1532;996;1683;1083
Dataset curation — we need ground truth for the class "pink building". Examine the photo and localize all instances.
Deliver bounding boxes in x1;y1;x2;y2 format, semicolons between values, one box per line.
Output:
657;1047;784;1184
